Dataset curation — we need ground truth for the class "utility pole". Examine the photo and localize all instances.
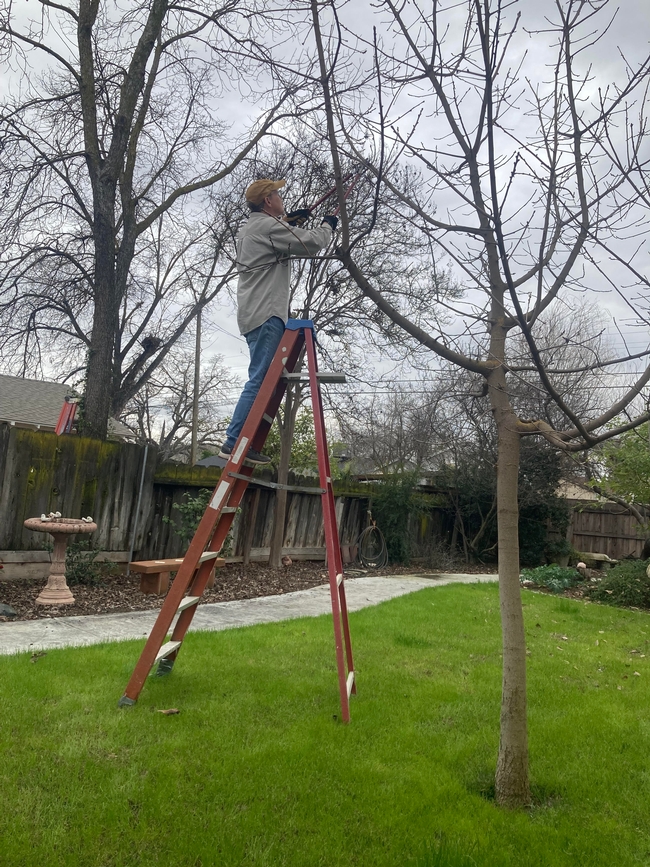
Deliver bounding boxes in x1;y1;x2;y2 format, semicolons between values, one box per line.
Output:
190;307;201;466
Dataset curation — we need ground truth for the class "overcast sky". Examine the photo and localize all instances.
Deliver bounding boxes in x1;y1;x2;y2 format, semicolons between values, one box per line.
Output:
211;0;650;400
2;0;650;412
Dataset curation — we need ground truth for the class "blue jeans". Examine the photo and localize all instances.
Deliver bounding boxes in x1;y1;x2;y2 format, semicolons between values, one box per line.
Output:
224;316;286;447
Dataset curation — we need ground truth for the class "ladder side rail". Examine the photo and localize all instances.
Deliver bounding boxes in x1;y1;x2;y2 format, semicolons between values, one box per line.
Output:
121;485;238;700
124;470;252;700
322;482;355;694
304;328;352;722
304;329;344;575
337;572;357;695
305;329;356;693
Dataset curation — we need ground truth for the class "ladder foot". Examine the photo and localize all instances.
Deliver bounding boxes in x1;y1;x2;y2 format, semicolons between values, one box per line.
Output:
155;658;175;677
118;695;136;708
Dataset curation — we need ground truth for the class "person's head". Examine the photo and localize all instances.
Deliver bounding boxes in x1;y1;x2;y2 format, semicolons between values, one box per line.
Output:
245;178;286;218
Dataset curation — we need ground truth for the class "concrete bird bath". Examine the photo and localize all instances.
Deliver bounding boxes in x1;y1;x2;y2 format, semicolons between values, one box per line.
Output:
24;515;97;605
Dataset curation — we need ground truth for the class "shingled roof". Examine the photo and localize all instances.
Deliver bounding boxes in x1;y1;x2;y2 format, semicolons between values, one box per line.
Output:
0;374;134;439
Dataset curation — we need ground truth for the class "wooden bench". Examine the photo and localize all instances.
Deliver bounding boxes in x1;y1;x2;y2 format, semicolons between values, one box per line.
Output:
129;556;226;595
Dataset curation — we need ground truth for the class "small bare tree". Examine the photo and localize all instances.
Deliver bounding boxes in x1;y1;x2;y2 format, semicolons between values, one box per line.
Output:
307;0;650;806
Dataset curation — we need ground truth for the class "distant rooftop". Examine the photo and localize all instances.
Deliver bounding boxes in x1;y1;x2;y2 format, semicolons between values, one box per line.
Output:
0;373;134;439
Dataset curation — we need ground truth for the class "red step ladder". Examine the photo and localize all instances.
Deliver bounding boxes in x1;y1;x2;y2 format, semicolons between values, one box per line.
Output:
118;320;356;721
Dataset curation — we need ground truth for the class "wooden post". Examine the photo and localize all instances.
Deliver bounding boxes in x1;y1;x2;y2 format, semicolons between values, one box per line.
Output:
243;487;261;566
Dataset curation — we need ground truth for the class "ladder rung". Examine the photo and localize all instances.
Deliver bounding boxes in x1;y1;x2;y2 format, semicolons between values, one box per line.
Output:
155;641;182;663
221;506;237;513
336;573;343;586
177;596;200;613
263;413;274;424
199;551;221;564
346;671;355;698
281;372;346;383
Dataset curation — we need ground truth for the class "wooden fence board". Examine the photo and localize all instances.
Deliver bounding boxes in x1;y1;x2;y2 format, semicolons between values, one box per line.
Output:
569;502;647;560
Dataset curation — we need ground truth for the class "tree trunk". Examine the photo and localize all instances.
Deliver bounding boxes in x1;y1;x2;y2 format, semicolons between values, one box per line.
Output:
489;368;531;808
83;196;118;439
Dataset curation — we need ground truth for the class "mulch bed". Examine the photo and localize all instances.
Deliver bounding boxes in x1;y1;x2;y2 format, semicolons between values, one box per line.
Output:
0;561;452;622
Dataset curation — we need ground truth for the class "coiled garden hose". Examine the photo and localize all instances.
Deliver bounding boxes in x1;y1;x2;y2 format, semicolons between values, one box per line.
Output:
356;523;389;570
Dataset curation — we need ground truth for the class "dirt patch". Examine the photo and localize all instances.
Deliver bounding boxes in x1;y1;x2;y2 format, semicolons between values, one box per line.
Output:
0;561;458;622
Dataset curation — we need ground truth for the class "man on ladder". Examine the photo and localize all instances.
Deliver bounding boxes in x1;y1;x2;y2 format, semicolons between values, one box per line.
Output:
118;179;356;721
219;178;338;465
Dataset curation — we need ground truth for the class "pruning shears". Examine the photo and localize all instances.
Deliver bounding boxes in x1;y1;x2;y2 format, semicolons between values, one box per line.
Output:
307;170;364;216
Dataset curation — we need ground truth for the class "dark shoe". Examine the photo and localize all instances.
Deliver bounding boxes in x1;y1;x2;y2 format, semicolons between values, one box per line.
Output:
218;442;233;459
218;442;271;465
243;447;271;465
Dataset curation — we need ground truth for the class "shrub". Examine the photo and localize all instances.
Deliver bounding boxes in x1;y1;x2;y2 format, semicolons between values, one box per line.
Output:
370;473;433;564
437;438;569;565
165;488;237;556
65;540;112;586
520;564;579;593
166;488;212;545
588;559;650;609
545;537;575;564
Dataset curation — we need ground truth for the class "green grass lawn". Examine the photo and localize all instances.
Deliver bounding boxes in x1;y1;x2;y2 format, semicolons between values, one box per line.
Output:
1;583;650;867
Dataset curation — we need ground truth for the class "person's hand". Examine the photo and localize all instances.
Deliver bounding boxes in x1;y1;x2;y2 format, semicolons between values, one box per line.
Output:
321;214;338;231
285;208;312;227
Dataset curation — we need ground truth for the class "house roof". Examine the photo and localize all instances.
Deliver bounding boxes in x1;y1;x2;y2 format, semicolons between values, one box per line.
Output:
195;454;227;469
0;374;134;439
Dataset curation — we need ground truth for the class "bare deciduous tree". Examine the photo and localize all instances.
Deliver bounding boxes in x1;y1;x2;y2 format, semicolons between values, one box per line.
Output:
120;349;237;463
0;0;299;436
308;0;650;806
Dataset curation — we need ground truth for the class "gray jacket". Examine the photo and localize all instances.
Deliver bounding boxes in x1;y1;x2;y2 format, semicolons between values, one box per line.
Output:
235;212;332;335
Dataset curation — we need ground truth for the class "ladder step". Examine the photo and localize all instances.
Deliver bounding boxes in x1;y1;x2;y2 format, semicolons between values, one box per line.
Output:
199;551;221;564
155;641;182;663
336;573;343;586
281;371;346;383
346;671;355;698
221;506;237;513
176;596;200;613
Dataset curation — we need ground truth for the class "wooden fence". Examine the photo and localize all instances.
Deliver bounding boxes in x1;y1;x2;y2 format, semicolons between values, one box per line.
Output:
0;424;156;553
569;501;647;560
0;425;370;575
3;424;645;577
146;469;368;563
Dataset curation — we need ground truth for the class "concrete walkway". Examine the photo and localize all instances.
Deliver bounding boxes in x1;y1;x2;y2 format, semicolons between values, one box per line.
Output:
0;573;497;656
